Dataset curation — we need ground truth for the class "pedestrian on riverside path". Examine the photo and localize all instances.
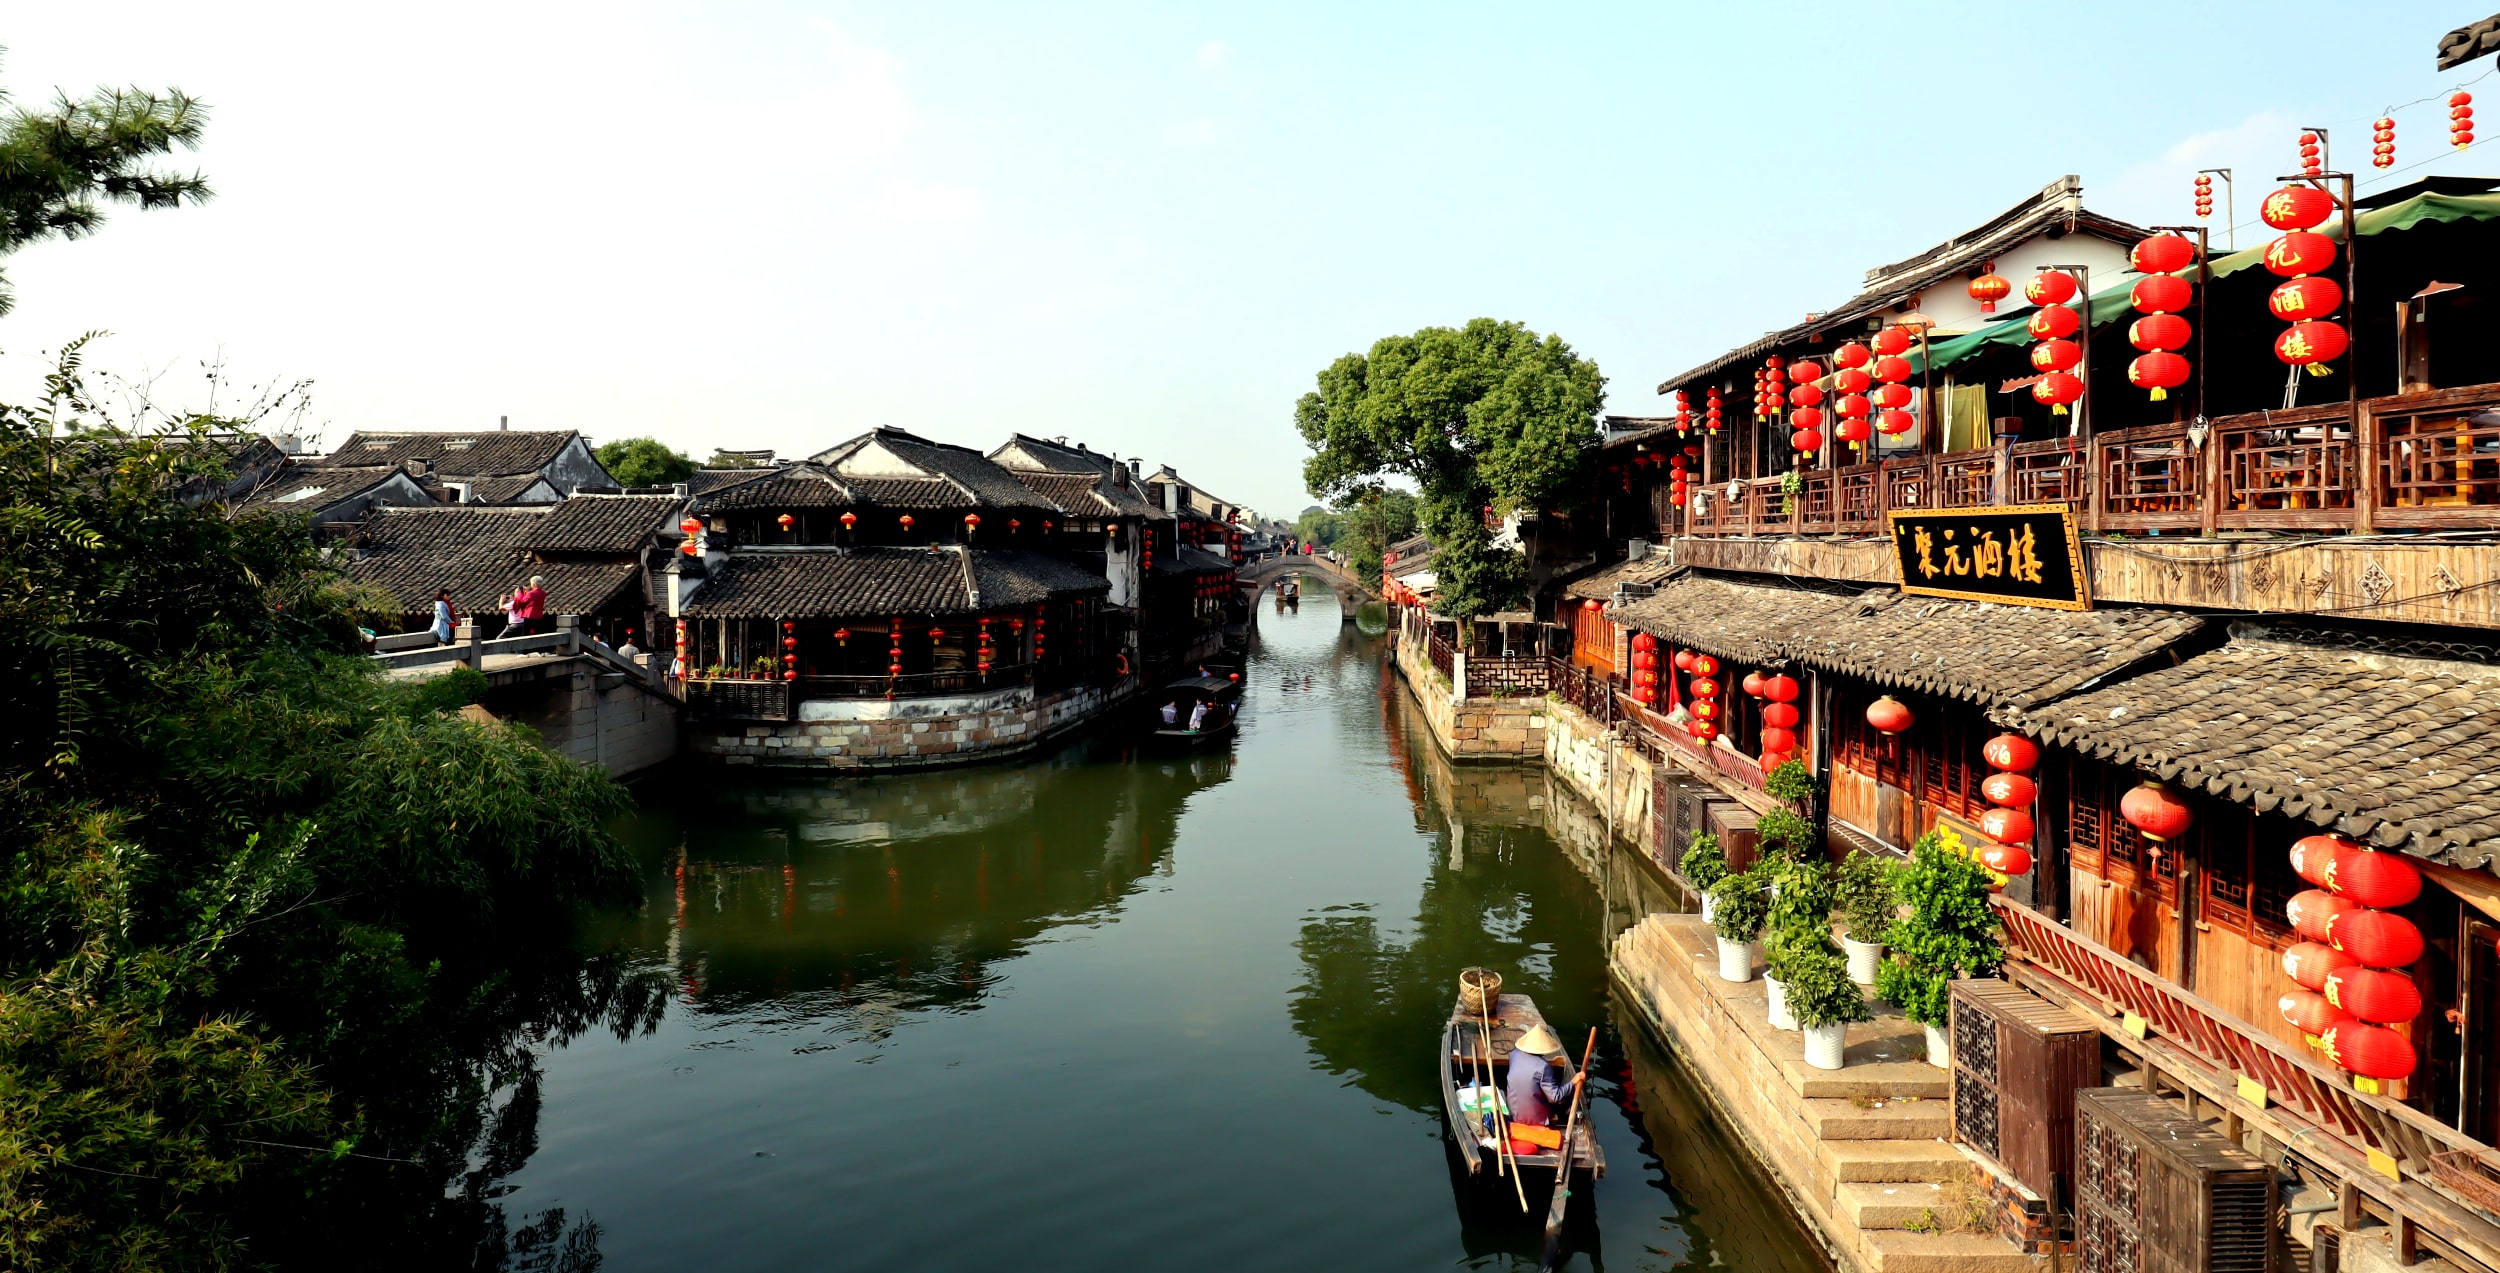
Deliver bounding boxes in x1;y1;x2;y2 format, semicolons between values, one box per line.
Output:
507;575;549;637
430;589;460;645
1502;1025;1581;1131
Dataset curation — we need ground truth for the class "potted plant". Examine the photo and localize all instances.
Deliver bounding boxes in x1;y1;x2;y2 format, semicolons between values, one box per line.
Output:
1876;827;2005;1067
1754;809;1814;866
1835;851;1898;986
1787;942;1874;1070
1707;866;1770;984
1683;831;1728;922
1763;757;1816;807
1760;856;1836;1031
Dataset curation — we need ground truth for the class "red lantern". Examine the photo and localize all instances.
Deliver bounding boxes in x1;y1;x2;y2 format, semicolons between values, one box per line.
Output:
1864;695;1914;736
2031;372;2083;412
2326;846;2423;909
1790;361;1823;383
2268;275;2343;321
1835;418;1871;445
2329;909;2425;969
1691;720;1720;742
2128;352;2191;401
2026;304;2080;340
1689;697;1718;720
1634;667;1660;688
2030;339;2082;372
2318;1021;2416;1080
1689;654;1719;677
2194;173;2214;218
2261;185;2335;231
1761;701;1800;729
680;517;702;534
2131;274;2192;315
2283;941;2359;991
1877;410;1915;436
1792;428;1825;453
1873;383;1913;410
964;513;981;529
2129;313;2191;352
2263;231;2337;278
1872;354;1913;384
1835;342;1872;369
1872;326;1911;357
2276;320;2348;371
888;662;905;675
1833;366;1872;394
1791;406;1825;431
1980;772;2037;808
2119;781;2192;842
2453;91;2476;149
1759;725;1797;755
2288;834;2352;887
2288;889;2356;943
1763;675;1800;704
900;514;916;530
2324;966;2422;1026
1789;383;1826;408
1585;598;1604;612
1978;842;2034;876
1690;677;1720;699
841;511;857;529
2373;117;2395;169
1740;670;1765;698
1837;393;1871;418
1983;733;2039;772
1673;649;1696;672
1969;270;2011;312
2130;234;2197;275
2025;271;2077;306
777;513;795;530
2279;988;2353;1039
1979;807;2035;845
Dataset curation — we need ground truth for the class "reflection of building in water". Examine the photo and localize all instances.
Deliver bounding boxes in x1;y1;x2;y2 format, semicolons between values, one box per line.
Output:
600;738;1234;1054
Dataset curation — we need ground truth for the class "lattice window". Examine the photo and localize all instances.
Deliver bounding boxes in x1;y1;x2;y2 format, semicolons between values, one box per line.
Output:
1911;700;1990;820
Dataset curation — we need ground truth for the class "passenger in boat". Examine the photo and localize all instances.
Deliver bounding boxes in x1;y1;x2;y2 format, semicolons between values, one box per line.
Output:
1160;701;1180;726
1187;701;1211;731
1504;1025;1580;1130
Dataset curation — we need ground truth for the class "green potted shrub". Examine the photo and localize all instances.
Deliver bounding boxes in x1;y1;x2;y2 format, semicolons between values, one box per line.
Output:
1682;831;1728;921
1707;866;1771;984
1787;941;1874;1070
1876;827;2005;1067
1835;851;1899;986
1754;809;1814;864
1763;758;1816;806
1760;856;1835;1030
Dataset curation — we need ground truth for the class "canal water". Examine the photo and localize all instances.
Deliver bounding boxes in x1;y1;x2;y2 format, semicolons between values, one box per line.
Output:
497;587;1827;1271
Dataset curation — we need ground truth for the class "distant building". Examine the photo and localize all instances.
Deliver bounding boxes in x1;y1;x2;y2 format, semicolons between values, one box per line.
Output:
312;429;620;502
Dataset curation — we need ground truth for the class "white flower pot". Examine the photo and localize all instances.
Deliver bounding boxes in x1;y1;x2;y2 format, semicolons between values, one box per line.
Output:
1844;937;1884;987
1717;937;1757;983
1804;1022;1848;1070
1924;1023;1951;1069
1765;976;1797;1031
1699;891;1718;924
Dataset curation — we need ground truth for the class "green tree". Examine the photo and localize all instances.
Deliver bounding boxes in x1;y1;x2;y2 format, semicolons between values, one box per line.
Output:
1293;506;1344;551
595;436;695;488
0;63;211;317
1296;318;1602;625
0;349;647;1267
1339;487;1420;583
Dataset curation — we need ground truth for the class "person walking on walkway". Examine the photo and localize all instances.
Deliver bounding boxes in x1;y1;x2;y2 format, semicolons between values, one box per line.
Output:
506;575;549;637
430;589;461;645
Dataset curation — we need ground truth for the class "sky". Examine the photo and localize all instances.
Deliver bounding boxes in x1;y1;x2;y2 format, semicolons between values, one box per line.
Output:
4;2;2495;517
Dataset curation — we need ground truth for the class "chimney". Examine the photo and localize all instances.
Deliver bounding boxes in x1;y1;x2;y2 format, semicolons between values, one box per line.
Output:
405;458;431;479
1164;483;1180;514
1127;458;1142;480
499;414;509;431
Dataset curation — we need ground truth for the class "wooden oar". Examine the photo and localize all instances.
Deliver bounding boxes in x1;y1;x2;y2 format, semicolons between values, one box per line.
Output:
1538;1028;1599;1272
1478;999;1530;1212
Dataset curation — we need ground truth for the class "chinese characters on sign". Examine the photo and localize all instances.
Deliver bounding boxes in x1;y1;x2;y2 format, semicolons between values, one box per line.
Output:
1887;505;2091;610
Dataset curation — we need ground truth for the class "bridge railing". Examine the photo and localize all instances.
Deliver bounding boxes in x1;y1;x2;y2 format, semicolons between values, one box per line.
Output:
371;616;655;685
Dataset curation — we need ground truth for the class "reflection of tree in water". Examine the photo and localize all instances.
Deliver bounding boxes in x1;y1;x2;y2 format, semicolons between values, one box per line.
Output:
594;737;1235;1058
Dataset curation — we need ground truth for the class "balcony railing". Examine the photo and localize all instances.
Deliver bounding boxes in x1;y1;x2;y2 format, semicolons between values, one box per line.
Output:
1677;382;2500;538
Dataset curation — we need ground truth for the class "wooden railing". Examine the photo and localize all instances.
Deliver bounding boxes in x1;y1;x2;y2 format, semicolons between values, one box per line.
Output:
1995;896;2500;1270
1427;631;1456;683
1682;383;2500;538
1468;653;1549;698
683;678;791;721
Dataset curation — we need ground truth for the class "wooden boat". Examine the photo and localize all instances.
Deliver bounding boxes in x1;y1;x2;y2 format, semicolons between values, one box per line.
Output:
1147;674;1241;749
1440;989;1604;1184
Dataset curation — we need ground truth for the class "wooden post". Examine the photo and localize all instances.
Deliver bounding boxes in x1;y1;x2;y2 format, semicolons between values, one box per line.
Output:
2354;399;2379;534
2337;1179;2362;1233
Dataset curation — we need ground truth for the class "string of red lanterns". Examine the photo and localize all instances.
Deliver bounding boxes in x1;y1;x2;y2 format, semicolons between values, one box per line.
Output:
1757;672;1800;768
2282;833;2424;1084
2453;91;2476;149
2372;116;2396;169
1705;386;1724;434
1786;360;1826;460
1630;632;1660;706
1827;341;1874;463
1974;732;2039;882
2261;183;2346;377
1675;389;1693;435
2024;271;2084;414
1871;326;1915;439
2127;233;2196;401
1685;651;1721;743
2193;173;2214;220
2298;130;2324;179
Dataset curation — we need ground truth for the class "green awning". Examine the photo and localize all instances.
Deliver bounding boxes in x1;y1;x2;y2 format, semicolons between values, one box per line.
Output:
1912;191;2500;374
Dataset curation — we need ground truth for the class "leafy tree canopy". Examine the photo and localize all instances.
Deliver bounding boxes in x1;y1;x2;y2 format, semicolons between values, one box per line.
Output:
595;436;695;488
0;59;210;316
1296;318;1601;620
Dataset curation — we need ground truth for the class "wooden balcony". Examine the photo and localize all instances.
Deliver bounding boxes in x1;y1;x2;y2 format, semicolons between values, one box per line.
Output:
1681;383;2500;539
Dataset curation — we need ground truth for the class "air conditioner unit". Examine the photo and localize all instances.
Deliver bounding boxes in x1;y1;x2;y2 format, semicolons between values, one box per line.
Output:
1652;774;1707;875
2075;1087;2279;1273
1614;582;1656;601
1627;538;1652;560
1951;980;2100;1208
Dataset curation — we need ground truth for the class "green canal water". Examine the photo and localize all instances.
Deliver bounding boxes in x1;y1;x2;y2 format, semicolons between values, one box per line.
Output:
496;589;1827;1271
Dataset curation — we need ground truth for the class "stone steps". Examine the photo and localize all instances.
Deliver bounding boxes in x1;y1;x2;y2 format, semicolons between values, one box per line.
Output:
1840;1180;1963;1229
1860;1229;2045;1273
1821;1139;1975;1184
1799;1097;1953;1141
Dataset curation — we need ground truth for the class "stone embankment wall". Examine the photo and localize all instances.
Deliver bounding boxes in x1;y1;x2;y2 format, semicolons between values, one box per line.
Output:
491;661;679;777
1540;695;1653;843
687;682;1125;770
1389;634;1545;761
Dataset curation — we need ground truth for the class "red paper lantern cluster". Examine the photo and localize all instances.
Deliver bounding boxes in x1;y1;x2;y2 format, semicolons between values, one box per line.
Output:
1973;731;2038;878
2297;130;2324;179
2372;117;2395;169
1685;650;1722;743
2281;832;2423;1080
2261;185;2346;378
1705;386;1724;434
887;616;905;677
1870;327;1915;438
2453;92;2476;150
2024;271;2083;414
1968;262;2010;314
1630;633;1660;705
1669;451;1691;508
2127;234;2196;402
2193;173;2214;219
1675;388;1692;434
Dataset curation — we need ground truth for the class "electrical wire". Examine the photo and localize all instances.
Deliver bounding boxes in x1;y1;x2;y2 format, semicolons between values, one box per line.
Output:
2193;62;2498;243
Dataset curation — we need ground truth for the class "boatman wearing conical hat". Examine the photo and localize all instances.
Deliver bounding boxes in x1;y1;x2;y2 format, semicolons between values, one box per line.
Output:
1505;1024;1581;1131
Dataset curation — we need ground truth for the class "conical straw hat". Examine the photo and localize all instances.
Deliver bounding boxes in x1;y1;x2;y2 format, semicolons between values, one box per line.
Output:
1514;1024;1563;1057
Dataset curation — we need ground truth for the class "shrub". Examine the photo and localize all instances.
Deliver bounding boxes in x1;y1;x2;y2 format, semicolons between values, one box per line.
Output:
1763;856;1839;982
1682;831;1727;893
1875;827;2004;1027
1707;867;1771;944
1836;851;1899;946
1786;942;1874;1029
1755;808;1815;860
1763;758;1816;805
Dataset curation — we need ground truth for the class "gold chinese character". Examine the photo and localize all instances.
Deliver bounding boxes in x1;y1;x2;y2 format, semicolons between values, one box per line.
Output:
2262;190;2299;224
2281;331;2313;360
1911;526;1940;579
1971;529;2005;579
2007;524;2046;585
1942;527;1969;576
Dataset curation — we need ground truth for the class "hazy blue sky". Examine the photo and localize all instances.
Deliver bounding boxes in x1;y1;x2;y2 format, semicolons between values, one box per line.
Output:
3;3;2491;515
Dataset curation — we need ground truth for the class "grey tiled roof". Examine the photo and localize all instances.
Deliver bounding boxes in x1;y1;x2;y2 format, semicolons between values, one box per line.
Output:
517;495;681;552
1010;469;1156;517
1561;554;1682;600
2000;641;2500;867
681;548;1110;619
320;430;577;477
346;506;642;620
233;464;403;513
813;428;1047;510
695;470;860;511
1609;574;2204;711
